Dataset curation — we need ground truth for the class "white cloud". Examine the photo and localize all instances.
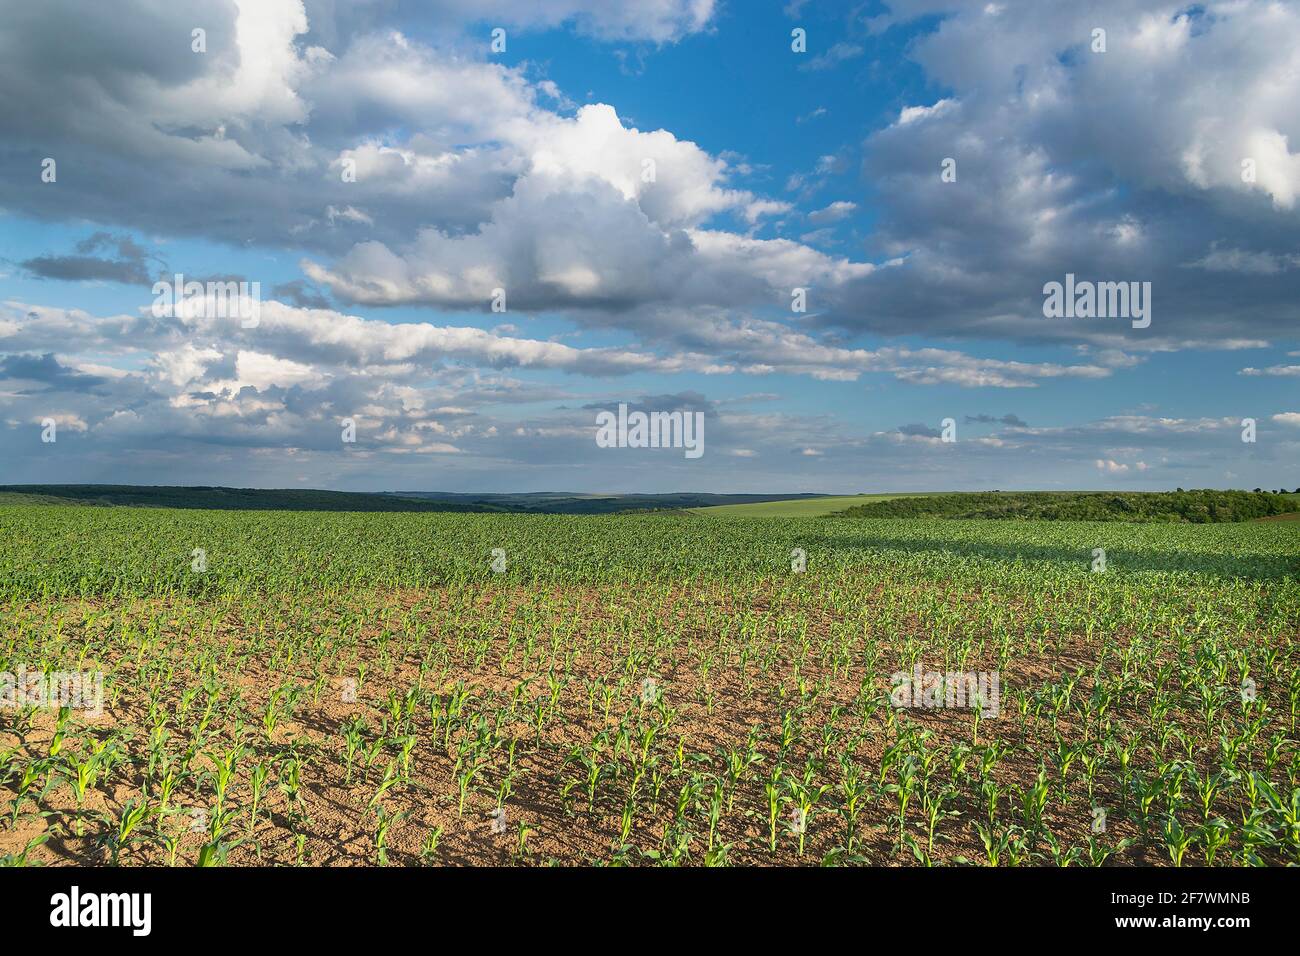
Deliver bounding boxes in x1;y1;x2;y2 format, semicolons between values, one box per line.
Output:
896;99;955;126
807;200;857;225
154;345;224;387
836;0;1300;348
231;350;323;391
802;42;864;72
1187;245;1300;274
1240;365;1300;377
744;199;794;223
415;0;718;42
304;102;847;311
34;412;88;432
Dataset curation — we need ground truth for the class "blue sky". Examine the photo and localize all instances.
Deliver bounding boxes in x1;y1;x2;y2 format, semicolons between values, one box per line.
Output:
0;0;1297;493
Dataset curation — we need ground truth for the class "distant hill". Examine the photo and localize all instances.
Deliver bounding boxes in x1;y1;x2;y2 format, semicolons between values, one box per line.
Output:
0;490;100;507
6;486;1293;520
0;485;497;512
389;491;825;514
0;485;825;514
837;490;1298;523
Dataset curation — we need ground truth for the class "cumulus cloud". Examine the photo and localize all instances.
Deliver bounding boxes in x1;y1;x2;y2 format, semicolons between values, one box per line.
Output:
965;413;1028;427
20;233;161;285
302;103;849;312
807;201;858;225
1096;458;1147;474
816;0;1300;349
0;353;109;393
898;423;940;439
0;3;840;323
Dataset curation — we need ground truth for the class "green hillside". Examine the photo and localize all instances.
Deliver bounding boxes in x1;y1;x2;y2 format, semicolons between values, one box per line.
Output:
687;493;929;517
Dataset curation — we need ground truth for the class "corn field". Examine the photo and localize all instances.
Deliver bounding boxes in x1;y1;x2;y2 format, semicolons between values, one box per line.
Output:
2;505;1298;866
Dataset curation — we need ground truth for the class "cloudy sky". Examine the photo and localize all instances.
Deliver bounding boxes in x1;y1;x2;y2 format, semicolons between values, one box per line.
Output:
0;0;1297;494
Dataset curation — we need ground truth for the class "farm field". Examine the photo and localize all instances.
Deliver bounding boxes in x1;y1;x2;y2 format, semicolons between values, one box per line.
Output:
1;505;1298;867
687;493;928;517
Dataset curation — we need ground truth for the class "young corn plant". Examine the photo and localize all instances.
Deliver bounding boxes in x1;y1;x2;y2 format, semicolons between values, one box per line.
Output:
1198;818;1231;865
247;761;270;837
764;765;784;854
974;822;1016;866
101;798;151;866
1162;815;1195;867
1017;765;1051;848
837;755;868;854
373;807;403;866
514;820;537;862
785;765;830;858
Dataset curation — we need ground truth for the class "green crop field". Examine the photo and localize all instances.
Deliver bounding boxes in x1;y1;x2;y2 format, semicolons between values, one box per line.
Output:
2;504;1298;867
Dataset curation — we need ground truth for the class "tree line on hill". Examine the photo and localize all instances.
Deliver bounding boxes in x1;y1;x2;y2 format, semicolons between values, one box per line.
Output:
838;490;1298;523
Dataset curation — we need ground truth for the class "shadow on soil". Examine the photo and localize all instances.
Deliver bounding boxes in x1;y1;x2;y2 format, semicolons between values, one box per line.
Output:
815;533;1299;582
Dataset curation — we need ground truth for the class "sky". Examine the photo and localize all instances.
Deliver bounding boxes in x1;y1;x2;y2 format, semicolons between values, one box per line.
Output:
0;0;1297;494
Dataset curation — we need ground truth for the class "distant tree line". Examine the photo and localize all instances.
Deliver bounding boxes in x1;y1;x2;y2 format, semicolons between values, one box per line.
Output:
838;490;1298;523
0;485;496;512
